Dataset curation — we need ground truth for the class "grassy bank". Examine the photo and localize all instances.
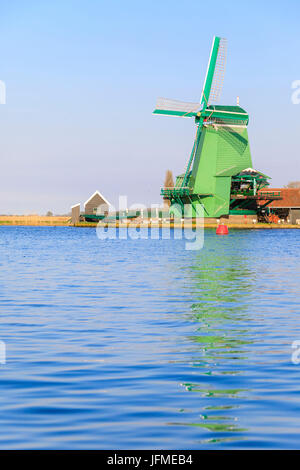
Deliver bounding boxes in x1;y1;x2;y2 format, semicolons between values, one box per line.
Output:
0;216;299;229
0;216;70;226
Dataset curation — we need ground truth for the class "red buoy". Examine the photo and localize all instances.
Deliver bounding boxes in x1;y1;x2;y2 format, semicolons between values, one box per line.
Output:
216;224;229;235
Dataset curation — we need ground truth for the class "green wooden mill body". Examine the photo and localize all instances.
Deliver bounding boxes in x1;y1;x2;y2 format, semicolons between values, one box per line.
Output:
154;36;273;218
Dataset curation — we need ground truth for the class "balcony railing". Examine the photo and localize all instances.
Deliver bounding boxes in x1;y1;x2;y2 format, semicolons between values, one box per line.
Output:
161;187;191;198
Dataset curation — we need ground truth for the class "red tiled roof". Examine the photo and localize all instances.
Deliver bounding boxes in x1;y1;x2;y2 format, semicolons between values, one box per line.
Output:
258;188;300;208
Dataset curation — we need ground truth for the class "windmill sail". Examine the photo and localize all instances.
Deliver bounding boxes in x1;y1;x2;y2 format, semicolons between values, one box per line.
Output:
200;36;227;107
153;97;201;118
208;38;227;104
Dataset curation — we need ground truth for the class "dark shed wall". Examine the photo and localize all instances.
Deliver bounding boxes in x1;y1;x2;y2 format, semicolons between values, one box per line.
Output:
71;205;80;224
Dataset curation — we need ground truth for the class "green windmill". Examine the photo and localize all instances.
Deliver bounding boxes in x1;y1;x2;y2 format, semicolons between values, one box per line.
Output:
154;36;278;218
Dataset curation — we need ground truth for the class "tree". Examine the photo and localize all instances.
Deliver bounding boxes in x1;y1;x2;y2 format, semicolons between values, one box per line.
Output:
164;169;174;188
46;211;53;217
163;170;174;208
284;181;300;189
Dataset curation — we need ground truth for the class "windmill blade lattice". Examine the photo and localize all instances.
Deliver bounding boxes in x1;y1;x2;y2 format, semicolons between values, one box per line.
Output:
208;38;227;104
154;97;201;117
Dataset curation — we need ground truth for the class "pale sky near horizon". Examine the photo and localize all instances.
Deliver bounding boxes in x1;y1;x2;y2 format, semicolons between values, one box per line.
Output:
0;0;299;214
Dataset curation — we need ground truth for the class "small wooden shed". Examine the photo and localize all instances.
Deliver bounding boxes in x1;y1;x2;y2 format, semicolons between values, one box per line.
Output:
84;191;110;216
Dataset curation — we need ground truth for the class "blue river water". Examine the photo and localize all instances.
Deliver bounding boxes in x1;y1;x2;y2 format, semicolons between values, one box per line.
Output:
0;226;299;449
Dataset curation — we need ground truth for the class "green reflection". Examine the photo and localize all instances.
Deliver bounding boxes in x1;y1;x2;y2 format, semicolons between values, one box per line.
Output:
204;405;236;411
170;422;246;433
176;236;256;439
202;436;247;444
190;335;251;347
182;383;248;398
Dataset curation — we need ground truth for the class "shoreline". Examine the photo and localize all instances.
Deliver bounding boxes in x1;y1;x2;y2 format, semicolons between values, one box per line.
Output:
0;216;299;229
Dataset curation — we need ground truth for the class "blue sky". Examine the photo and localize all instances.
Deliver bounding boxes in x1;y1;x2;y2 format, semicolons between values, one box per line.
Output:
0;0;299;214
